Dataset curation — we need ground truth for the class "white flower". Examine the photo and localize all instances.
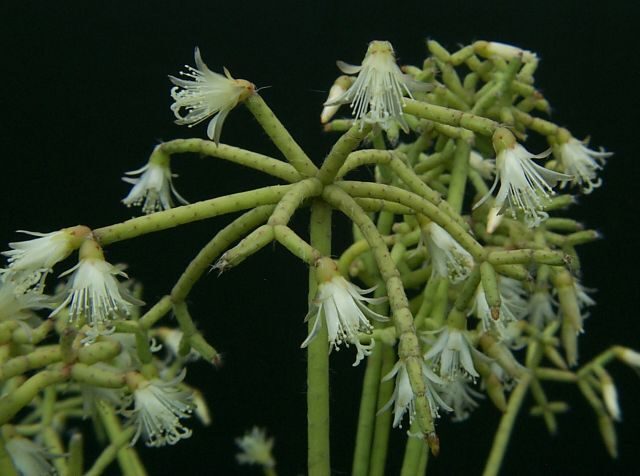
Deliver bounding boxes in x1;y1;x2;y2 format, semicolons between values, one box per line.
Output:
235;427;275;468
438;377;483;422
0;280;52;322
474;279;528;340
320;75;351;124
423;327;483;380
469;150;496;180
130;370;194;447
156;327;200;362
122;160;188;214
50;257;142;336
527;290;557;329
557;138;612;194
169;47;255;144
1;228;88;288
424;222;474;284
475;142;570;228
380;359;451;428
301;274;387;366
5;436;54;476
325;40;427;131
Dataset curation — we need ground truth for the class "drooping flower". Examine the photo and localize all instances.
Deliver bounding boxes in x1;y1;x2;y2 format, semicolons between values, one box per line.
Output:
122;153;188;214
324;40;428;131
235;427;276;469
1;227;90;289
423;222;474;284
380;359;451;428
475;128;570;229
473;278;528;341
0;280;53;322
438;377;484;422
169;47;255;144
50;240;142;339
423;327;484;380
527;290;557;329
5;436;54;476
557;137;612;194
301;258;387;366
129;370;194;447
469;150;496;180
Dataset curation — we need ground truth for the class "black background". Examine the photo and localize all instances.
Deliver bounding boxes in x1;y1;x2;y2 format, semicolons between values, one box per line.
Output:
2;1;639;475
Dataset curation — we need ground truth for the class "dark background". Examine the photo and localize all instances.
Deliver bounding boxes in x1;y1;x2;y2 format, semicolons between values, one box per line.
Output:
2;1;639;475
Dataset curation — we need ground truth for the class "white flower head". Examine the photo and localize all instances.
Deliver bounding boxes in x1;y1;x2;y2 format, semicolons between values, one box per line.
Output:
325;40;428;132
50;241;142;340
1;227;90;289
130;370;194;447
0;280;53;322
438;377;484;422
380;359;451;428
469;150;496;180
235;427;276;469
557;137;612;194
170;47;255;144
424;222;474;284
122;156;188;214
5;436;54;476
423;327;484;380
527;290;557;329
475;129;570;228
301;258;387;366
474;278;528;341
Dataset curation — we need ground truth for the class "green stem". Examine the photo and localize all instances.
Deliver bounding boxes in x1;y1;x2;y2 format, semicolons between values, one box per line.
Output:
94;185;293;245
482;373;532;476
0;435;18;476
447;138;471;214
244;94;318;176
368;343;395;476
317;124;370;184
323;185;436;442
158;138;302;182
400;422;427;476
307;200;332;476
403;99;499;136
268;178;322;226
85;427;136;476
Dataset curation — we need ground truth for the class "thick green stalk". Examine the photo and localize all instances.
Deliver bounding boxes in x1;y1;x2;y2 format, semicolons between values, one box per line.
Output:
158;138;302;182
400;422;427;476
85;427;136;476
368;343;396;476
323;185;437;443
171;206;275;302
307;200;331;476
447;138;471;214
244;94;318;176
94;185;293;245
268;178;323;226
316;124;370;184
482;374;532;476
403;99;499;136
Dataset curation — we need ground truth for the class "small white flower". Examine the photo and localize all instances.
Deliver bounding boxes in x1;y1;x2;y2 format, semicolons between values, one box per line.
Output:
423;327;483;380
475;143;570;228
122;160;188;214
5;436;54;476
469;150;496;180
130;370;194;447
0;280;52;322
474;279;527;340
320;75;351;124
527;290;557;329
557;138;612;194
438;377;484;422
301;274;387;366
325;40;428;131
235;427;276;469
476;41;537;63
380;359;451;428
156;327;200;362
1;228;87;288
170;47;255;144
51;257;142;336
424;222;474;284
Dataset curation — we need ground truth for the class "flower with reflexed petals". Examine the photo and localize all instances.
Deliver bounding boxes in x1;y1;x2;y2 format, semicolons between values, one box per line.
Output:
380;359;451;428
325;40;428;131
475;129;570;229
1;227;90;289
439;377;483;422
122;156;188;214
50;241;142;339
130;370;194;447
424;327;484;380
169;47;255;144
474;278;528;341
301;258;387;366
557;137;612;194
423;222;474;284
235;427;276;469
5;436;54;476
